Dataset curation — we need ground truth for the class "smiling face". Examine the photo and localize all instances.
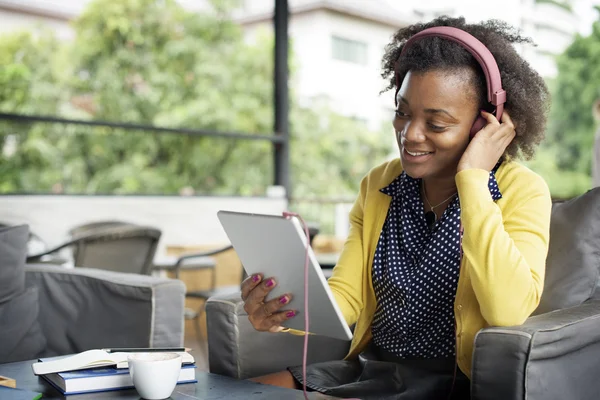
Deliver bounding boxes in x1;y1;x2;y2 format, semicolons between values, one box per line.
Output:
394;68;481;180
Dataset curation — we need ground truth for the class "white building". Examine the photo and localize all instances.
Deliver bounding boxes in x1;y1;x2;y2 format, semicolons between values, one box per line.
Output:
232;0;416;130
0;0;82;40
0;0;593;129
230;0;585;129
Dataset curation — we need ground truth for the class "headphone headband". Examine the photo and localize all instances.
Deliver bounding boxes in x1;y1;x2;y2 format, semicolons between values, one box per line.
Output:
395;26;505;119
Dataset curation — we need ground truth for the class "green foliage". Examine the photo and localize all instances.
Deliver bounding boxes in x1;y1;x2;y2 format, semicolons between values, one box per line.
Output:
0;0;390;201
0;29;67;193
545;10;600;185
525;145;591;199
0;29;65;112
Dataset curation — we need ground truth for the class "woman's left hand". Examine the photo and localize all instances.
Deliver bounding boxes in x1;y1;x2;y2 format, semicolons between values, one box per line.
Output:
457;110;516;172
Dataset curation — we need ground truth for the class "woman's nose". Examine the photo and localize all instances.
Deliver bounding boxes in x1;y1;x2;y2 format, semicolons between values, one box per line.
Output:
398;120;426;143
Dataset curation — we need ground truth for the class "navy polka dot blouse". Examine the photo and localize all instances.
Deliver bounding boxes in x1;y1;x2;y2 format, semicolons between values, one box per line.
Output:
372;166;503;358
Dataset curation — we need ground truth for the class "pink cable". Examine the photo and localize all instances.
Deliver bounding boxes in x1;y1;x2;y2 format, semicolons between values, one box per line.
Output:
283;212;360;400
282;211;310;399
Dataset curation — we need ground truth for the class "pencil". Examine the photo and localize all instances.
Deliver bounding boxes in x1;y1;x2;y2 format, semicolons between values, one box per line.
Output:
101;347;191;353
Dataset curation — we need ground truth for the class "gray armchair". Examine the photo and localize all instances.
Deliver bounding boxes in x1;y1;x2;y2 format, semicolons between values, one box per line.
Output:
471;299;600;400
0;224;185;364
205;188;600;400
1;262;185;363
25;264;186;358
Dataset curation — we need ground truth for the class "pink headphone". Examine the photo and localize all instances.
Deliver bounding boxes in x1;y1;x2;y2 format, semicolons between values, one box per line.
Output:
394;26;506;137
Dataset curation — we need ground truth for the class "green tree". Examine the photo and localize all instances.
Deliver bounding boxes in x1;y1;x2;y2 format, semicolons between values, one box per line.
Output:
0;29;68;192
64;0;274;194
540;6;600;196
0;0;392;207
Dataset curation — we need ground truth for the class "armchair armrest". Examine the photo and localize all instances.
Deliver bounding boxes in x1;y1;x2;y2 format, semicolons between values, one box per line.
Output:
205;292;350;379
153;245;233;283
174;245;234;261
24;264;186;357
471;299;600;400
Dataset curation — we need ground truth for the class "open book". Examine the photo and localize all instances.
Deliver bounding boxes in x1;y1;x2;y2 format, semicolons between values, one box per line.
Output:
31;349;195;376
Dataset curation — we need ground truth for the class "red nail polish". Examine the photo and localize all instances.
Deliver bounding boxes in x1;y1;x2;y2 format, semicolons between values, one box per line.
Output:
286;311;295;318
266;279;274;288
279;296;288;304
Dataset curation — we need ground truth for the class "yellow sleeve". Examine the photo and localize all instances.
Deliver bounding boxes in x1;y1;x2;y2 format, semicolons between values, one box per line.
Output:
456;168;552;326
325;176;368;326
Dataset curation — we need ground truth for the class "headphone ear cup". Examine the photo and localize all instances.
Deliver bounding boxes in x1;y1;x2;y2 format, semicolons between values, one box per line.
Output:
470;115;487;138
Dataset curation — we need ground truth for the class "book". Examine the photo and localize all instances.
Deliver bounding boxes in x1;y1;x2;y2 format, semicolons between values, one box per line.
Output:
40;363;197;395
0;386;42;400
31;349;195;375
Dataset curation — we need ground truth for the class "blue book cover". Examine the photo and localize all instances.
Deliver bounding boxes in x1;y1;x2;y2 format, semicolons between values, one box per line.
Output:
38;360;197;395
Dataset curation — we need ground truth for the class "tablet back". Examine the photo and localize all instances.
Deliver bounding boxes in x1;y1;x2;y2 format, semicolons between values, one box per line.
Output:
217;210;352;341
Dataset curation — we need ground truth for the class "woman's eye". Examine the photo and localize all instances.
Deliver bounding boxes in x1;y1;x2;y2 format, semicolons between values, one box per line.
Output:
428;123;445;132
394;110;408;118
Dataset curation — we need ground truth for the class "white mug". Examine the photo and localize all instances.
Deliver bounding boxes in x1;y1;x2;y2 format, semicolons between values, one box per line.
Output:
128;353;182;400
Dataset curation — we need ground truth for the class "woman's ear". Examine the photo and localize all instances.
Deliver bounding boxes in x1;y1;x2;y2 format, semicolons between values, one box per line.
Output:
592;99;600;122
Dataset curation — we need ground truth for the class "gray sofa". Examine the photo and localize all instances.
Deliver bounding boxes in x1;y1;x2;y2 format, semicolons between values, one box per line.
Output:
205;187;600;400
1;259;185;362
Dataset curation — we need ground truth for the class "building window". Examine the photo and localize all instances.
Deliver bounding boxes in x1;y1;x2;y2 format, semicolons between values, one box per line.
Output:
332;35;368;65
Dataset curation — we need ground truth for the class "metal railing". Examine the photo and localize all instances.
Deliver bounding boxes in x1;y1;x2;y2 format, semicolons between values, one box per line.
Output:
0;113;281;196
0;112;285;143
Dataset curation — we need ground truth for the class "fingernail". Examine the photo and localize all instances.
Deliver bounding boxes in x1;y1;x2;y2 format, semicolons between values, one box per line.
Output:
265;279;275;288
252;275;260;283
286;311;296;318
279;296;288;304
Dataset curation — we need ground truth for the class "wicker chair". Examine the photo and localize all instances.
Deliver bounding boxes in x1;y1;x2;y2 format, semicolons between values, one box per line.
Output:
67;220;136;238
27;225;162;275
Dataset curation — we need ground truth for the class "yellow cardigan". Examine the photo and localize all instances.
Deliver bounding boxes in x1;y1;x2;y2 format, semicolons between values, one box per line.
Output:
326;158;552;378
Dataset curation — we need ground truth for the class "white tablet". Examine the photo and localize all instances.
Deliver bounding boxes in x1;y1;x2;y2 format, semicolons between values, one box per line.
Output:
217;210;353;341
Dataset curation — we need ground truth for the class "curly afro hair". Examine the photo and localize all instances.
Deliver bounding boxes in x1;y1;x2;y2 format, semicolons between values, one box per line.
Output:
381;16;550;160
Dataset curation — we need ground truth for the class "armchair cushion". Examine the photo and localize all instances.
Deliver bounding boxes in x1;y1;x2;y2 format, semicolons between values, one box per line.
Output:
471;299;600;400
535;188;600;315
0;225;46;363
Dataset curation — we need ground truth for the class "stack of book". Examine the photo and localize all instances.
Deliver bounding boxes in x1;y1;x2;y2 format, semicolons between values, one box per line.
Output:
31;348;197;395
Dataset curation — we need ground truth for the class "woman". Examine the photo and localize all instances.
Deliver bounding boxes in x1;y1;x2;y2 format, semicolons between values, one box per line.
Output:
241;16;552;400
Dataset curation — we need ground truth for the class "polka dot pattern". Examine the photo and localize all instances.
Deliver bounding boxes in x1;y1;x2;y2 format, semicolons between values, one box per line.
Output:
371;165;502;359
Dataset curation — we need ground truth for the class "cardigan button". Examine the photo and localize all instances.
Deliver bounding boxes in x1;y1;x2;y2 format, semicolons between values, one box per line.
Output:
457;304;463;311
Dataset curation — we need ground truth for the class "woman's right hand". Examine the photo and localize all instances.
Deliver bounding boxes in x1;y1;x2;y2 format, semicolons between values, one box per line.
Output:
241;274;296;333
